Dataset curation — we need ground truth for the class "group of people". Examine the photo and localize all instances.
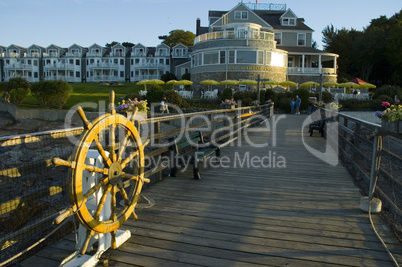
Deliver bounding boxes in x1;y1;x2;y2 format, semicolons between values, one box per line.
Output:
290;95;302;115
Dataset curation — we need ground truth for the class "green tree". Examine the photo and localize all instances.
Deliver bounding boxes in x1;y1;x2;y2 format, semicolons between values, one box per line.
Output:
162;30;196;47
122;42;135;48
161;73;177;82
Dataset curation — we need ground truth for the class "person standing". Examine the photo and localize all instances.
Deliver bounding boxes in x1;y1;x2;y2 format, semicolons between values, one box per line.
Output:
290;98;295;114
295;95;301;114
308;99;312;114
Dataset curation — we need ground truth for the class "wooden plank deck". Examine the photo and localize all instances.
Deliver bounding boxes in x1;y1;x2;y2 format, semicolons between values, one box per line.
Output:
21;115;402;267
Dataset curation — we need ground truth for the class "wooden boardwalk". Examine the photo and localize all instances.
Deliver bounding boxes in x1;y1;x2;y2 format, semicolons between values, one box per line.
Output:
21;115;402;267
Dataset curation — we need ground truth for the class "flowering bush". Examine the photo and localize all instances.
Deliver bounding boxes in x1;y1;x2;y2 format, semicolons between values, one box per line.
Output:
220;98;237;108
313;101;341;110
117;98;148;112
251;100;260;106
375;101;402;122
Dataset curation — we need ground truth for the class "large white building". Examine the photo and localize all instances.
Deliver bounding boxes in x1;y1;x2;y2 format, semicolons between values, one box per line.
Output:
0;2;338;86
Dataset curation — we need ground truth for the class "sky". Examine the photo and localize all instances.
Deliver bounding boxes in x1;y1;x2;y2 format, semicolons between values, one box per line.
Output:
0;0;401;50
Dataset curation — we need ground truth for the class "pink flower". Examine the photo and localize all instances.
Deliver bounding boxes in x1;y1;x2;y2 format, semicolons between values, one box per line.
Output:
382;102;390;107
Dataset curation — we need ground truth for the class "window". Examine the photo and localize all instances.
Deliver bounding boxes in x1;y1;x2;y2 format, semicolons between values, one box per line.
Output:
274;33;282;45
297;33;306;46
114;59;118;64
220;51;226;64
229;50;235;63
34;72;38;78
271;52;284;67
160;59;164;64
204;51;219;65
33;60;38;66
76;59;80;65
236;51;256;64
76;71;80;78
288;58;293;67
120;59;124;65
135;59;140;64
235;11;248;20
166;59;169;65
120;71;124;77
257;51;264;65
282;18;295;26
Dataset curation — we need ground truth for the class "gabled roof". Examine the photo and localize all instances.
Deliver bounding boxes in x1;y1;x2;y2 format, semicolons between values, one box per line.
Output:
172;43;187;49
156;43;170;49
68;43;85;50
7;44;27;50
28;44;46;50
280;9;297;19
208;5;313;32
210;3;272;29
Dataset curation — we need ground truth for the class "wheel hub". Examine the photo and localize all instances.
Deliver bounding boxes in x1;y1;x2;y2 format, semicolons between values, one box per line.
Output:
108;161;123;185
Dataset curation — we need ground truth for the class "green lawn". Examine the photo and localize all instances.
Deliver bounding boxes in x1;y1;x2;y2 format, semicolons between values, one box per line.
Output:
20;82;173;111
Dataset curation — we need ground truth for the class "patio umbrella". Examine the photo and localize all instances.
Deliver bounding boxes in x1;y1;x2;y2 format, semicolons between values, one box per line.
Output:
350;78;367;84
300;81;319;88
239;79;257;85
166;80;178;85
200;79;220;91
279;81;297;89
175;79;193;86
358;83;376;89
322;81;339;88
147;79;165;85
137;79;149;90
262;80;279;89
339;82;359;89
220;80;239;85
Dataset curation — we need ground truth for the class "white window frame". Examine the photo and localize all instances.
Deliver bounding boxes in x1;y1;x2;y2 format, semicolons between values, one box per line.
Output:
235;11;248;20
297;33;306;46
282;18;295;26
274;32;282;45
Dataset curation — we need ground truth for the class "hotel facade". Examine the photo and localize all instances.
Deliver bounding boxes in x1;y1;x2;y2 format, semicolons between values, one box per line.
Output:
0;2;338;89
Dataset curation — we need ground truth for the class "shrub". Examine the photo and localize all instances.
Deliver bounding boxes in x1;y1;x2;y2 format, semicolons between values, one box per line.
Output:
10;88;30;104
377;94;394;103
373;85;402;100
277;97;291;113
221;88;233;101
233;91;257;106
161;73;177;82
322;91;333;103
265;89;278;104
370;99;383;111
340;98;359;110
5;77;30;92
163;89;188;108
31;80;73;109
145;85;164;104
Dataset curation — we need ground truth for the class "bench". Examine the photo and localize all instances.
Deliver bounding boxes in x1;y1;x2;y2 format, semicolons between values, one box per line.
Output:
309;118;325;137
170;131;220;180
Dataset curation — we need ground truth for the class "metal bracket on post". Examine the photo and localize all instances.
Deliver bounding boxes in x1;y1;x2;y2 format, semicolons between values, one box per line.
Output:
360;130;382;213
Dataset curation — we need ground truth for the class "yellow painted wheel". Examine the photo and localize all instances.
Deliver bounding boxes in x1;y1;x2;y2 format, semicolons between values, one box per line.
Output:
53;90;149;252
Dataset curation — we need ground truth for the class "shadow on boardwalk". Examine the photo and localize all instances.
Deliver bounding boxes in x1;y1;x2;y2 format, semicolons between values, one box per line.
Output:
21;115;402;267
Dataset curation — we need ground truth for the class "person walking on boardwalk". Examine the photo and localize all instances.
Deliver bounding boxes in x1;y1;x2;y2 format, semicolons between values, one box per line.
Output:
290;98;295;114
295;95;301;114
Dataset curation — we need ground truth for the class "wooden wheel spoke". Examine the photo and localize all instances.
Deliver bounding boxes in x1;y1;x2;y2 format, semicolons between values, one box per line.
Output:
94;136;112;167
111;230;117;249
121;150;139;169
84;164;108;175
117;182;130;206
110;186;117;222
110;124;117;162
117;131;132;163
83;177;108;199
80;230;95;255
94;184;112;221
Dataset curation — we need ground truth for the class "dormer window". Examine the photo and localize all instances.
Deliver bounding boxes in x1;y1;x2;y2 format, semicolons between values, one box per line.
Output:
282;18;295;26
235;11;248;20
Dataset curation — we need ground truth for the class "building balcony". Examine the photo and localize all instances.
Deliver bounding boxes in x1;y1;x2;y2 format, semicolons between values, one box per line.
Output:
88;75;124;82
4;64;34;70
131;52;146;57
86;52;103;57
43;53;60;58
133;63;166;69
26;53;41;58
66;52;83;57
288;67;336;75
194;30;274;45
44;63;76;70
88;63;120;69
135;75;160;81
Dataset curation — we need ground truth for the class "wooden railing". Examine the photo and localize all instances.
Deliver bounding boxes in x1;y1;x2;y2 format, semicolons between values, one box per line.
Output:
319;108;402;230
0;103;273;264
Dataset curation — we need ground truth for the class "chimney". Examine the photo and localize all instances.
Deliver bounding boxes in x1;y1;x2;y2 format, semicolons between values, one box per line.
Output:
196;18;201;36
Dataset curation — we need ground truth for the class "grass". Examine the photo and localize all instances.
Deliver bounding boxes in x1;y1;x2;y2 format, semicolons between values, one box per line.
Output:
19;82;174;111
